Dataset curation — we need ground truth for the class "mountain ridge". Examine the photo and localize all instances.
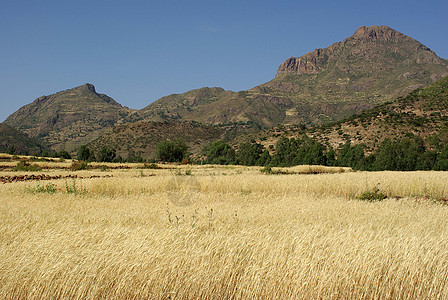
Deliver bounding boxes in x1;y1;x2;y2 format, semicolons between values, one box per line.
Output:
3;25;448;153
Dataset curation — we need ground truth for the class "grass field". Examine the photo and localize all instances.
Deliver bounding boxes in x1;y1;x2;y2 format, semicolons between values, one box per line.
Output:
1;161;448;299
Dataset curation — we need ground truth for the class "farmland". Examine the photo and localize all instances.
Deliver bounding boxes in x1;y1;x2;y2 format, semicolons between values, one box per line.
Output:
0;157;448;299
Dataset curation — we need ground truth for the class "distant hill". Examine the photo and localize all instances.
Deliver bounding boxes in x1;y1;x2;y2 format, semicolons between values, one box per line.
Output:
3;84;136;151
257;75;448;152
0;123;50;155
87;121;257;159
140;25;448;127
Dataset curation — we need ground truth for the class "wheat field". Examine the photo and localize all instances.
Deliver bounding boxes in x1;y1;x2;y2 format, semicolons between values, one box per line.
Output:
1;164;448;299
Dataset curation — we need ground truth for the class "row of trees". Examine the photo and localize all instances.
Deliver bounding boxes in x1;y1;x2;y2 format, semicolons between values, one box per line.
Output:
74;140;189;163
202;136;448;171
45;135;448;171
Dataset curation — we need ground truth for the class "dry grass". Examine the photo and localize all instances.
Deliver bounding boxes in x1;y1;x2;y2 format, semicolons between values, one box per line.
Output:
1;165;448;299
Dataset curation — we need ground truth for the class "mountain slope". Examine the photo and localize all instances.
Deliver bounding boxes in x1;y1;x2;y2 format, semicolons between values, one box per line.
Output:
140;25;448;127
257;75;448;151
4;84;135;151
0;123;50;155
313;75;448;150
87;121;257;159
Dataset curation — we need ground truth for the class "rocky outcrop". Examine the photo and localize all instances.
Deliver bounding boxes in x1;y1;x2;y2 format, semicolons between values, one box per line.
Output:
276;25;446;77
277;48;329;76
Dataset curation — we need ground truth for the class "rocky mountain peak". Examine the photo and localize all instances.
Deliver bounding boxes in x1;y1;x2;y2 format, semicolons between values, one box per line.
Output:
80;83;96;93
352;25;407;41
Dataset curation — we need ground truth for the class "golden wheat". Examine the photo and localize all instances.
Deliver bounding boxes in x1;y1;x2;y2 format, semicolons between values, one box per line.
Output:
1;166;447;299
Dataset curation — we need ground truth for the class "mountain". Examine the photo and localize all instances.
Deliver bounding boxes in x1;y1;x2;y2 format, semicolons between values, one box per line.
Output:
4;25;448;153
0;123;50;155
140;25;448;127
4;84;135;151
87;121;257;159
138;87;292;128
257;75;448;152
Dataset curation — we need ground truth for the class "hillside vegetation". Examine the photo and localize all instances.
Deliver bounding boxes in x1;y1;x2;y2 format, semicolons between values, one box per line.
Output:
0;123;50;155
4;84;135;151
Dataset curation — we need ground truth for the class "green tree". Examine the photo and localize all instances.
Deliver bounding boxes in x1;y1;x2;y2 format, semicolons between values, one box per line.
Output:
203;140;235;165
7;145;16;155
77;145;92;161
156;139;188;162
337;142;366;169
55;150;71;159
236;141;264;166
97;146;117;162
126;149;144;163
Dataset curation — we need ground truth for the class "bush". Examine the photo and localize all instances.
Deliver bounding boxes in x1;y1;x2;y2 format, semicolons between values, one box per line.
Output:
13;160;42;171
260;166;273;174
358;187;387;202
203;140;236;165
27;183;58;194
77;145;94;161
35;183;58;194
70;161;89;171
97;146;117;162
143;162;161;169
156;139;188;163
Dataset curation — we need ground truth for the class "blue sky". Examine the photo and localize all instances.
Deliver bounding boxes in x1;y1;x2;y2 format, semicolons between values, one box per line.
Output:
1;0;447;121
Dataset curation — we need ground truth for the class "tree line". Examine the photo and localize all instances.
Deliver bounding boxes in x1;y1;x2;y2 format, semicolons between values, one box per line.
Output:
201;136;448;171
18;135;448;171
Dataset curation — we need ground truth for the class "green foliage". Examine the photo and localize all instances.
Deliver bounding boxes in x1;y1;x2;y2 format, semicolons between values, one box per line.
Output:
13;160;42;171
30;183;58;194
203;140;236;165
358;187;387;202
126;149;144;163
77;145;94;161
70;161;90;171
271;137;327;167
65;179;86;195
236;141;266;166
54;150;71;159
372;137;425;171
7;145;16;155
97;146;117;162
260;166;273;174
143;162;161;169
337;142;367;170
156;139;188;163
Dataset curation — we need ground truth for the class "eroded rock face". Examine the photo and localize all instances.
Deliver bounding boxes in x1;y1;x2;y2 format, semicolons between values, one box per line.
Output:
353;25;406;41
275;25;444;77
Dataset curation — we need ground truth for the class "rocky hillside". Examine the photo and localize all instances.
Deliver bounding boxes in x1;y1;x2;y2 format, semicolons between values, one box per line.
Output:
140;25;448;126
0;123;50;155
88;121;257;159
4;84;135;151
257;75;448;152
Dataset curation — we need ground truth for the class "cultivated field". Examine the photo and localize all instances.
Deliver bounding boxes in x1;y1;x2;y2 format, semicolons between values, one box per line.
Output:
1;159;448;299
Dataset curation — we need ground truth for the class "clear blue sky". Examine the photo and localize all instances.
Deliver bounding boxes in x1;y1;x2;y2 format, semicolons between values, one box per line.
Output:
1;0;447;122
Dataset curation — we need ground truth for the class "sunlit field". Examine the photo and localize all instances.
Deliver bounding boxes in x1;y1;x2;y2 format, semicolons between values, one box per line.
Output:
1;158;448;299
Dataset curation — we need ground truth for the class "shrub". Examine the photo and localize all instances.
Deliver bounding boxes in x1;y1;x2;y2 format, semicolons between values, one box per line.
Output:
70;161;89;171
260;166;273;174
13;160;42;171
97;146;117;162
358;187;387;202
156;139;188;163
65;179;86;195
143;162;161;169
27;183;58;194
